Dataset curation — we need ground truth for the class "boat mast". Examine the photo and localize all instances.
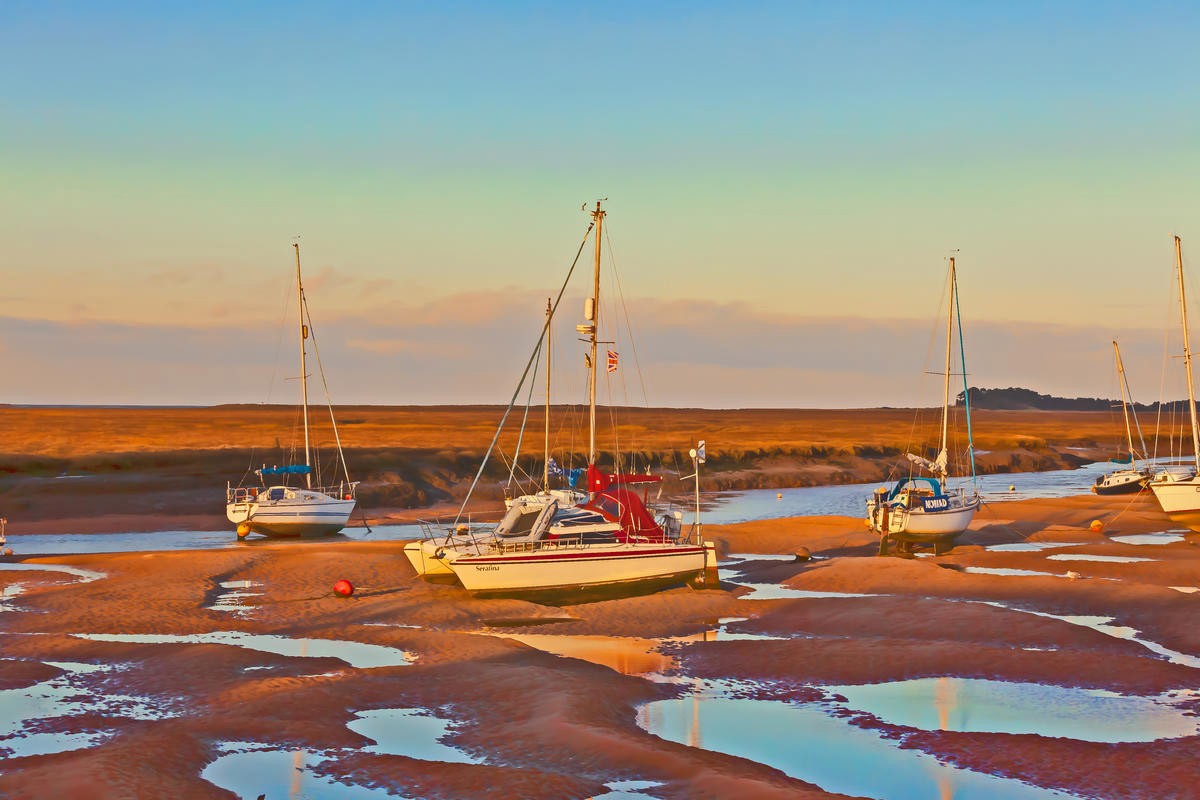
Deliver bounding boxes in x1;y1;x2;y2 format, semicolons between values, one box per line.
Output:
939;257;955;474
587;201;604;474
294;242;312;489
543;297;552;492
1175;236;1200;471
1112;340;1138;460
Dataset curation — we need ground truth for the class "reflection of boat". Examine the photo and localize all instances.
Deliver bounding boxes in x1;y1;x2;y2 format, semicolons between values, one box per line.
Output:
867;257;980;552
408;202;712;595
225;243;357;539
1150;237;1200;530
1094;340;1152;495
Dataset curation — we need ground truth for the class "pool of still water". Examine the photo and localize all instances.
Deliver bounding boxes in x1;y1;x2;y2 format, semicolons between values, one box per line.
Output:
638;680;1083;800
201;707;479;799
828;677;1198;742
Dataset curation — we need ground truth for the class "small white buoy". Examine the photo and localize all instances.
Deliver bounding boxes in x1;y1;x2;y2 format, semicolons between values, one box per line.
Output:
1066;570;1082;580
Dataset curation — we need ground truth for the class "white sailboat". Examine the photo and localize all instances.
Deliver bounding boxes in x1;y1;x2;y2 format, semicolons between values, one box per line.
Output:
406;202;713;595
1149;236;1200;530
225;243;358;539
866;257;981;551
1092;340;1152;495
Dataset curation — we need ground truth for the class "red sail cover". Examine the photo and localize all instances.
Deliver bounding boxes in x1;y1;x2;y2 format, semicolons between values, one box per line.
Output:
581;485;668;543
585;464;662;493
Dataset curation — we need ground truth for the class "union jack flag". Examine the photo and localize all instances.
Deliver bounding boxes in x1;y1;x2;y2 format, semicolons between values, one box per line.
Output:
606;350;619;373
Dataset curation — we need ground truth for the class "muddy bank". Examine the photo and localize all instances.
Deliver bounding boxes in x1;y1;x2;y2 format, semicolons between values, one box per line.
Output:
0;406;1139;535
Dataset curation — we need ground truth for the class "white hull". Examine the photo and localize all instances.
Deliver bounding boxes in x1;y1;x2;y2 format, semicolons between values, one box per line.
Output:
227;492;355;537
869;495;980;539
1149;479;1200;531
442;541;710;595
403;539;460;578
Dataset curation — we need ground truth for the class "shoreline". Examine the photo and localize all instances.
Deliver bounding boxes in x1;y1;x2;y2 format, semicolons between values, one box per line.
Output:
0;450;1150;539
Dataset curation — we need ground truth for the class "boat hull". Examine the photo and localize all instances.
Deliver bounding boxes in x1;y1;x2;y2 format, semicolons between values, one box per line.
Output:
1149;480;1200;532
226;497;355;538
402;540;459;580
443;543;709;596
869;497;980;543
1093;469;1149;495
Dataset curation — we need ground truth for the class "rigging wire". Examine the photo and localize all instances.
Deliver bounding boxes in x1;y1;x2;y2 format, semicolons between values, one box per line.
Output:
452;221;596;526
506;335;544;494
301;292;354;489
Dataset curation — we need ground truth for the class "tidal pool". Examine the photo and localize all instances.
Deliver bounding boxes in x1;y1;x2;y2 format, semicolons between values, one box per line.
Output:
1110;533;1186;546
638;680;1080;800
963;567;1064;578
1;583;26;612
0;563;106;582
829;677;1198;742
207;580;264;617
1046;554;1155;564
730;582;879;601
202;707;478;798
980;604;1200;670
75;632;415;669
347;708;479;763
986;542;1084;553
592;779;664;799
0;661;174;762
201;744;404;799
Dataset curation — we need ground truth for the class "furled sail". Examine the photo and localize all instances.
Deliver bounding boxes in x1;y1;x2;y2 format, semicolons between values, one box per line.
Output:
905;449;948;476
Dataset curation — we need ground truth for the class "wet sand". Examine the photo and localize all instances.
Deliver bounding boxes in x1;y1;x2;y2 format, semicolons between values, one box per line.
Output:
1;494;1198;798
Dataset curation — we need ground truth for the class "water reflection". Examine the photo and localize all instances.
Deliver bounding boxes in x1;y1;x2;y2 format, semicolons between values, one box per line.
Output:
829;677;1198;742
0;661;173;762
0;563;106;582
1046;554;1154;564
207;580;264;617
1110;533;1187;546
201;743;404;799
202;707;476;799
75;632;414;669
638;679;1081;800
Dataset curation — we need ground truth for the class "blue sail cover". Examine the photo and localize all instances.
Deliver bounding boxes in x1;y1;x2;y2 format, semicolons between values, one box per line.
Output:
257;465;312;476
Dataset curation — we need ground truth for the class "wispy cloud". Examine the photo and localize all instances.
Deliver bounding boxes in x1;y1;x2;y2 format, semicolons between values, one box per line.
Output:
0;297;1176;407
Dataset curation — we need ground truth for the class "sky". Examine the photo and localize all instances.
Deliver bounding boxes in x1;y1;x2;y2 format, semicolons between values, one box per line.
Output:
2;1;1199;407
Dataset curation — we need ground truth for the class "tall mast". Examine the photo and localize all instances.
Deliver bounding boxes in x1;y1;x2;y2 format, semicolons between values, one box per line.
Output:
939;257;955;470
294;242;312;489
1175;236;1200;470
587;201;605;470
543;297;552;492
1112;340;1137;460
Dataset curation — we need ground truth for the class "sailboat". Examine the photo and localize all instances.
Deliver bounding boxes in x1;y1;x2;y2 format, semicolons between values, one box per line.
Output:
1149;236;1200;530
405;202;713;595
866;257;981;551
1092;340;1152;495
225;243;358;539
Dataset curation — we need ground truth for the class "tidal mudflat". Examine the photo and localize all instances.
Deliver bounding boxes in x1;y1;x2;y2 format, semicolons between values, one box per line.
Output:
1;493;1197;798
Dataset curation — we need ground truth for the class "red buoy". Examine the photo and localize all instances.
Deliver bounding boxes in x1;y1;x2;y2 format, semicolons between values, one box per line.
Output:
333;579;355;597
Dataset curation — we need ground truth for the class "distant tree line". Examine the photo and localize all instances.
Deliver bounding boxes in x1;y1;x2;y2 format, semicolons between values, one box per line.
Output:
955;386;1190;412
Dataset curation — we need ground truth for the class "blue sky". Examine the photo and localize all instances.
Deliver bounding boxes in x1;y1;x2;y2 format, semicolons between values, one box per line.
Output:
2;2;1199;405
